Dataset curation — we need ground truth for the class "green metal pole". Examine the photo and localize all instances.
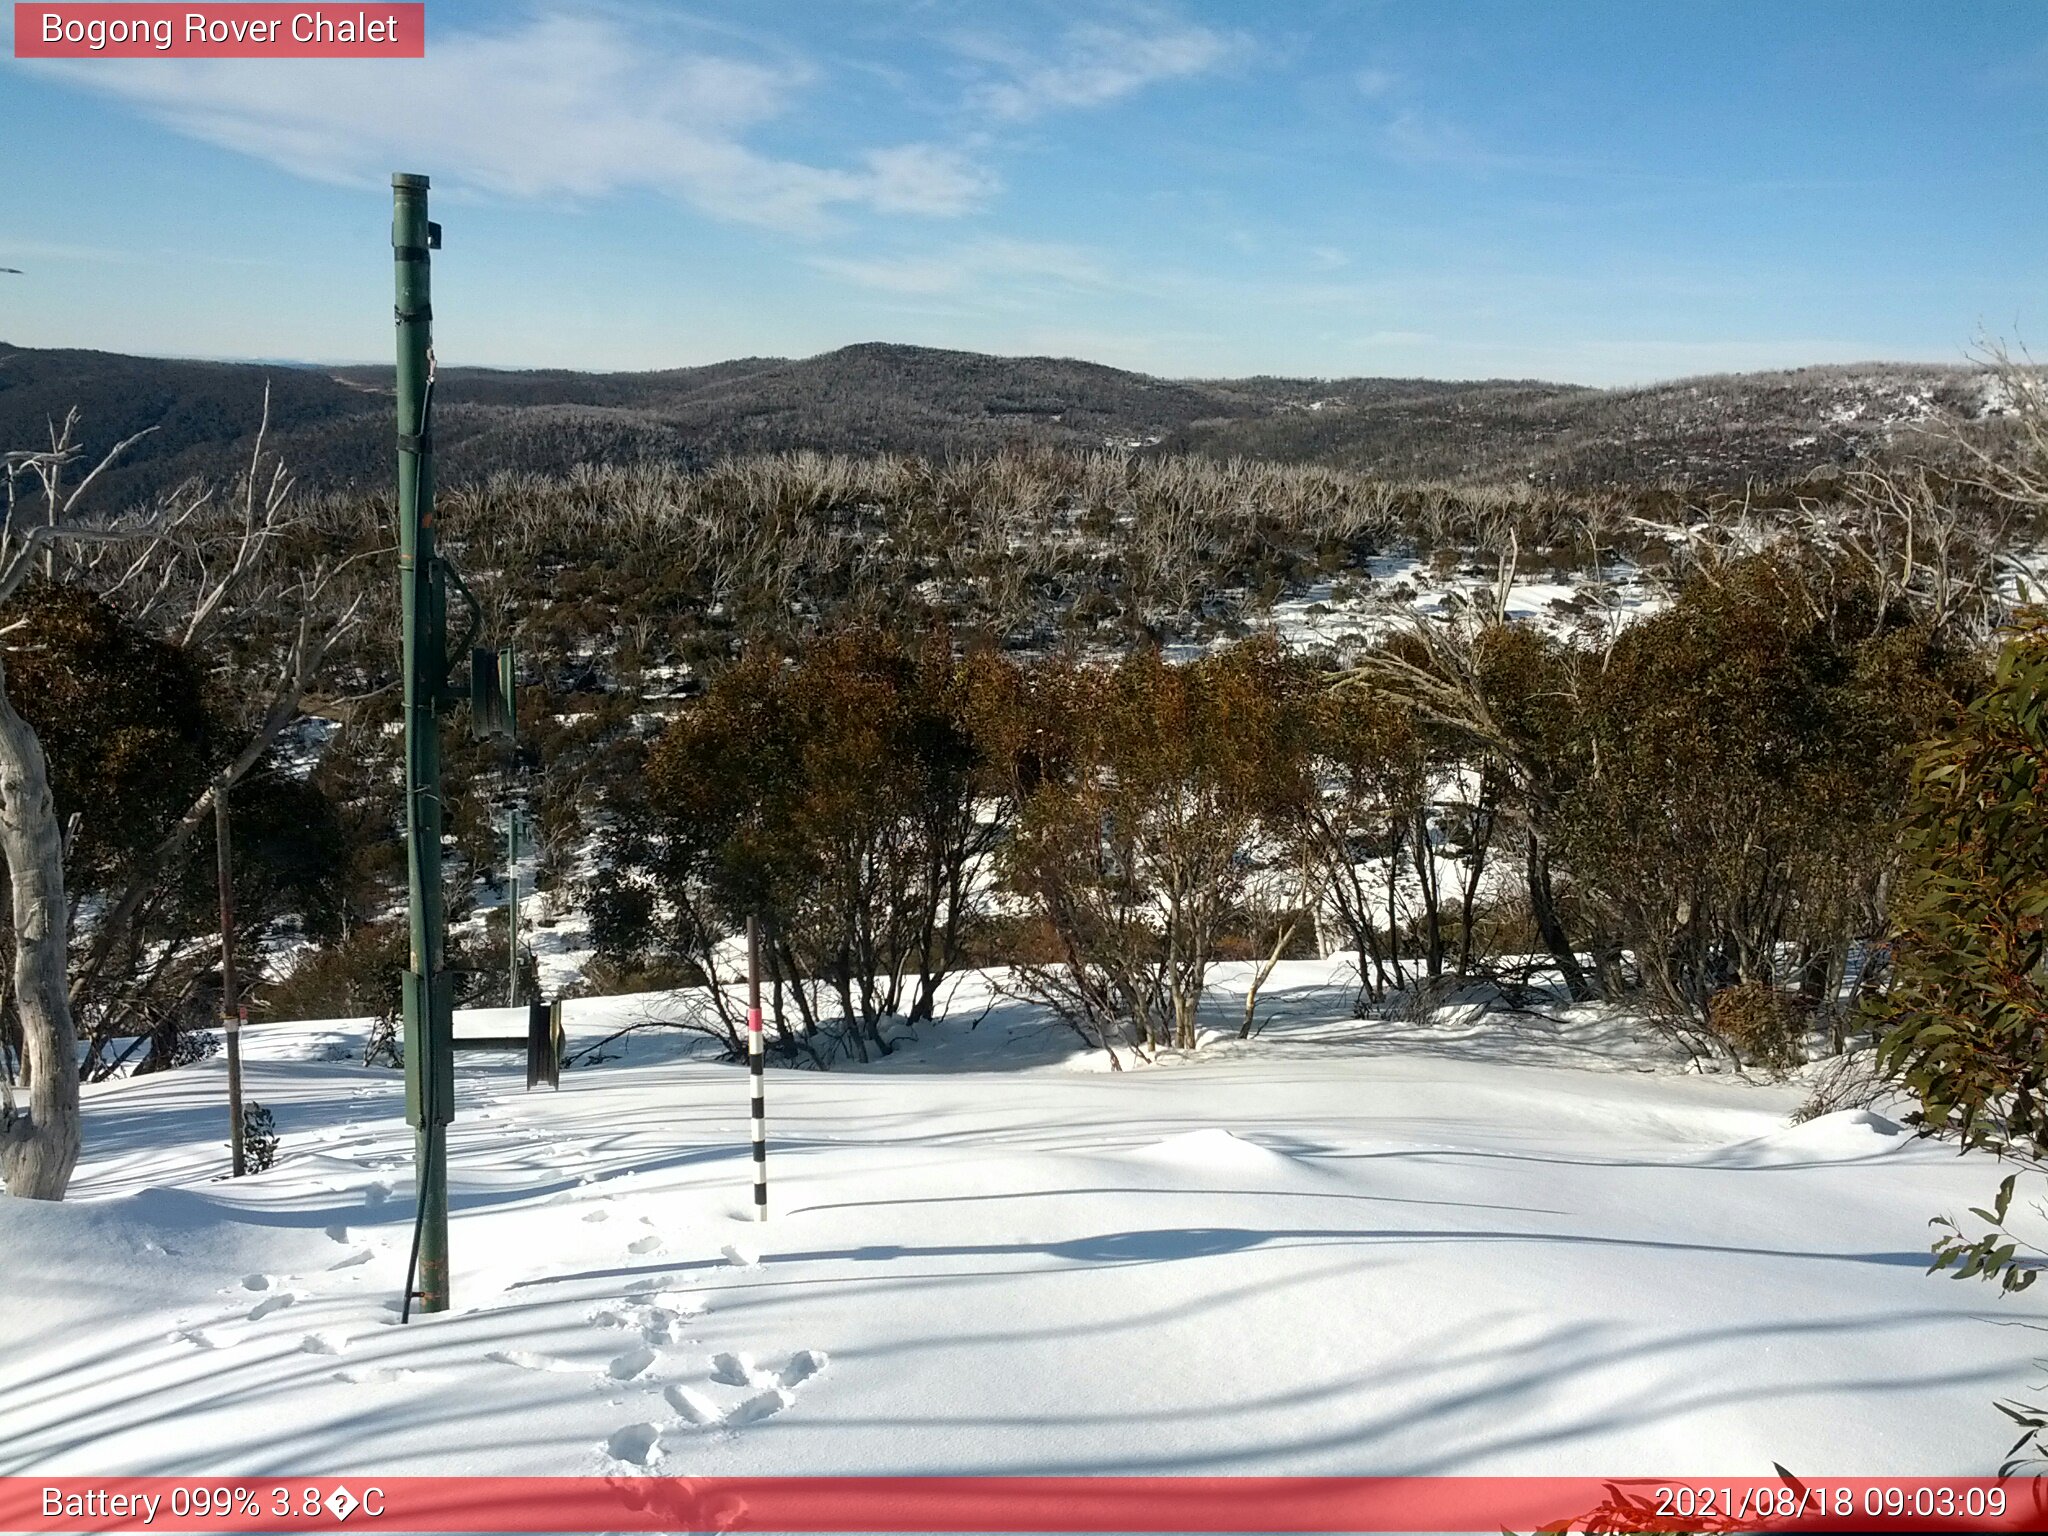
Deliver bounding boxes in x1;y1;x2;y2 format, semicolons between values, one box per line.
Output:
506;807;519;1007
394;172;452;1316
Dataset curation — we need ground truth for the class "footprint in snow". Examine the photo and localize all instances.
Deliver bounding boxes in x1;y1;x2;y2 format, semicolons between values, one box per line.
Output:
334;1365;413;1385
298;1331;349;1356
626;1235;663;1255
171;1326;220;1351
325;1224;351;1244
485;1348;581;1374
239;1273;274;1292
606;1346;657;1381
708;1351;760;1387
582;1210;610;1223
604;1423;661;1466
779;1349;827;1389
720;1242;760;1268
725;1387;793;1425
328;1249;374;1272
670;1349;827;1431
635;1308;688;1346
247;1292;297;1321
663;1384;721;1425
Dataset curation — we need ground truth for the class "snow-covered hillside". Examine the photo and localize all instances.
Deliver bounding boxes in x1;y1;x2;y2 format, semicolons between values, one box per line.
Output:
1;963;2032;1479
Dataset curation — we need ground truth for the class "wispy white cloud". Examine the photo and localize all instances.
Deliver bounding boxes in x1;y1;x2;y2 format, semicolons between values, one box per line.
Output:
810;237;1114;298
1352;66;1398;99
960;13;1244;121
24;12;993;231
1378;107;1536;174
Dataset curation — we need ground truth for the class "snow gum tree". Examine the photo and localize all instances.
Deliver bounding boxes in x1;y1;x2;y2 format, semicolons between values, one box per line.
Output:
1296;681;1428;1008
605;626;1013;1062
1879;615;2048;1164
1550;553;1975;1047
1002;639;1312;1056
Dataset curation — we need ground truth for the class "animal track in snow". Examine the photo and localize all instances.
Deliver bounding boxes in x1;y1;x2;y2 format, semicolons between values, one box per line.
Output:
171;1327;220;1350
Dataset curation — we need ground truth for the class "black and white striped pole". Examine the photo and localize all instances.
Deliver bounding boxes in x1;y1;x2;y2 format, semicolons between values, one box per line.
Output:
746;915;767;1221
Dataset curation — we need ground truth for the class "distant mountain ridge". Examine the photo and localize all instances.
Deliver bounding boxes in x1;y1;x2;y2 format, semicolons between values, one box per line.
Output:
0;339;1991;511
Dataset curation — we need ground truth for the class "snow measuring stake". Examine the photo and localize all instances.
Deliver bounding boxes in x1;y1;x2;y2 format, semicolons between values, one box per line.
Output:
748;916;768;1221
392;173;516;1321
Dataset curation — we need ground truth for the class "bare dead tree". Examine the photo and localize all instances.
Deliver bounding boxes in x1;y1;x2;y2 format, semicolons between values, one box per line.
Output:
0;399;374;1196
0;418;171;1198
64;398;374;1052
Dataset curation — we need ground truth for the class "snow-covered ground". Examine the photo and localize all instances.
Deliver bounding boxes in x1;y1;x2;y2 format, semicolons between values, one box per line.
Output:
2;962;2034;1479
1264;553;1663;663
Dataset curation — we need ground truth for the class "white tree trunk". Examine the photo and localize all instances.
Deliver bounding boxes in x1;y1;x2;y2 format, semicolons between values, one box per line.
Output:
0;671;80;1199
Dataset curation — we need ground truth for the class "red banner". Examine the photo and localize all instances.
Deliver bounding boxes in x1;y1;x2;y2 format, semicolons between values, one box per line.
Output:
13;4;425;58
1;1476;2044;1533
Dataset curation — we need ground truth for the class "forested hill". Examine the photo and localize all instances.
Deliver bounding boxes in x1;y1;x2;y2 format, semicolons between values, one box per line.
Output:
0;338;1991;510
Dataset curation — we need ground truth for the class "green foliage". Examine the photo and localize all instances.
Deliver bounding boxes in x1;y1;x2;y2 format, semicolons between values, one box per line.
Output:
1928;1173;2040;1293
1876;617;2048;1320
615;626;1012;1057
1877;615;2048;1162
1552;554;1975;1024
1000;639;1316;1053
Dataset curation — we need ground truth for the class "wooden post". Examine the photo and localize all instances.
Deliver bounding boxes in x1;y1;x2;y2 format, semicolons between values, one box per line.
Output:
747;915;766;1221
216;786;245;1178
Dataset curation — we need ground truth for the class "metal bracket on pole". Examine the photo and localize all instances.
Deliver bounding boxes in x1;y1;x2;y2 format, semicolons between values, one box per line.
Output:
470;644;515;741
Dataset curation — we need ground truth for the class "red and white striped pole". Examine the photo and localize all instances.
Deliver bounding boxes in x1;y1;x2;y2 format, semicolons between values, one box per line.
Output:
746;915;767;1221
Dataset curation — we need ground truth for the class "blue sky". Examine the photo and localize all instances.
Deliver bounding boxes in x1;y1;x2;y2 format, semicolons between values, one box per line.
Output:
2;1;2043;384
